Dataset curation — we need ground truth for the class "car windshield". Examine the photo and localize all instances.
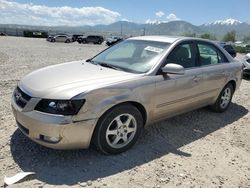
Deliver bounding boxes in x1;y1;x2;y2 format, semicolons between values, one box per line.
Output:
91;40;170;73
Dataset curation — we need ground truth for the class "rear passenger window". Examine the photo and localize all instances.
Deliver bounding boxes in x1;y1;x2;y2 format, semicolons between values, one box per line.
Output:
198;43;228;66
166;43;196;68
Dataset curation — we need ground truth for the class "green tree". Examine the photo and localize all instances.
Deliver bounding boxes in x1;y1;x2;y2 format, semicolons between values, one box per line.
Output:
200;33;217;40
223;30;236;42
182;32;196;37
243;35;250;43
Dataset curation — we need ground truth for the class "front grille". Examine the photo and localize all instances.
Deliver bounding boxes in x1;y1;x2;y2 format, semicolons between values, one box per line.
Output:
14;87;31;108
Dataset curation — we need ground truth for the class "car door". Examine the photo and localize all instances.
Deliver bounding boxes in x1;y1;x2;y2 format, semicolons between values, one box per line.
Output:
153;42;205;121
88;36;95;43
56;36;62;42
196;42;229;101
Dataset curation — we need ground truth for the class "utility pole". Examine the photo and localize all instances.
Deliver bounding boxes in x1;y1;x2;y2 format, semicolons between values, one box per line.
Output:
120;23;123;37
142;27;146;36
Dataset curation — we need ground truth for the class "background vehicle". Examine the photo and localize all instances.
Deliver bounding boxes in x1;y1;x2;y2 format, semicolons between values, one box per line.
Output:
46;35;54;41
218;42;237;58
0;32;7;36
12;36;242;154
72;34;84;42
106;36;123;46
47;35;73;43
76;36;86;43
242;53;250;77
78;35;104;44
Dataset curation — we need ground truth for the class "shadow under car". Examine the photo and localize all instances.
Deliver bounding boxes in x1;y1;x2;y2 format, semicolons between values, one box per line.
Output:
10;103;248;185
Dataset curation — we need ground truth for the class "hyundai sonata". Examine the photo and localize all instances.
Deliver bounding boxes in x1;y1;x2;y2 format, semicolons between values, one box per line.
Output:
12;36;242;154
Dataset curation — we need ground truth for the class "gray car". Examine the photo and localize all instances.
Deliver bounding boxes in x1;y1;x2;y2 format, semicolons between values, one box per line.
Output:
11;36;242;154
242;53;250;76
48;35;72;43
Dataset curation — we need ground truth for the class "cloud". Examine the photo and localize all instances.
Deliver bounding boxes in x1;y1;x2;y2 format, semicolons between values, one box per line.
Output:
155;11;165;18
146;13;180;24
121;18;129;22
0;0;121;26
166;13;180;21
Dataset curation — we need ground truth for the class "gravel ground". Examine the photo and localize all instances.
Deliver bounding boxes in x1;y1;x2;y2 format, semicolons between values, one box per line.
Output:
0;36;250;188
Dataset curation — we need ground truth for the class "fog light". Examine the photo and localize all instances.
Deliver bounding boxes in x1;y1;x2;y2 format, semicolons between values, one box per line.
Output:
41;135;60;143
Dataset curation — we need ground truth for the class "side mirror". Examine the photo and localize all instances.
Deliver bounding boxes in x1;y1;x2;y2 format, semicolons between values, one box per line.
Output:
161;63;185;75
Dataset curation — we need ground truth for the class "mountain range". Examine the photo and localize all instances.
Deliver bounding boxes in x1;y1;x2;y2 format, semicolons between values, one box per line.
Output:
0;18;250;39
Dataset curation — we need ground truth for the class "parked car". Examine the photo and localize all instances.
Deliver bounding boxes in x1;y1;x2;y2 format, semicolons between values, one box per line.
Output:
0;32;7;36
78;35;104;44
47;35;72;43
12;36;242;154
218;42;237;58
242;53;250;77
76;36;86;43
46;35;54;41
106;36;123;46
72;34;84;42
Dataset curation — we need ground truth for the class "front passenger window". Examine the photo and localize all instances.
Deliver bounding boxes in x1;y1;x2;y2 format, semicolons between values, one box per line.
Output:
166;43;196;68
198;43;227;66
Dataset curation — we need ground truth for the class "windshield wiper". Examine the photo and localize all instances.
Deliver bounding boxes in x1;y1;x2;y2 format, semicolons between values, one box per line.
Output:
98;63;121;71
86;59;97;65
86;59;121;71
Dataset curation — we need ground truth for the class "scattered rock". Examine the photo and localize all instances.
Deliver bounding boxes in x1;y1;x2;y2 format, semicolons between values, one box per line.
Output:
159;177;170;183
178;173;186;178
78;182;87;187
87;180;92;186
103;183;107;186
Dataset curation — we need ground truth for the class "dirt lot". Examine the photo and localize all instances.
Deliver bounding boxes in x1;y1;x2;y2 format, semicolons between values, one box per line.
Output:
0;36;250;188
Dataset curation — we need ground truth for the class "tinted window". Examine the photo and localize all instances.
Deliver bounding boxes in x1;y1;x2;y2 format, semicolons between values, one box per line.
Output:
198;43;227;66
166;43;196;68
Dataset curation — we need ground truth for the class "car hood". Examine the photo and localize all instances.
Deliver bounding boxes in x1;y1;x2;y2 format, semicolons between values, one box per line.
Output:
19;61;141;99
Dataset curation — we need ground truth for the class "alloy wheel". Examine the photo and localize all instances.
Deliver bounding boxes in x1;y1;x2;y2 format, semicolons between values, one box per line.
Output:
220;87;231;109
105;113;137;149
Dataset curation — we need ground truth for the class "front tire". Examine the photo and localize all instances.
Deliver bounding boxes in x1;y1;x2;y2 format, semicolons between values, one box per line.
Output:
210;83;234;113
93;104;143;154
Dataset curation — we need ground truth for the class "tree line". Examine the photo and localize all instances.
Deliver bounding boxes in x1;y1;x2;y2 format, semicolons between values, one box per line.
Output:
183;30;250;43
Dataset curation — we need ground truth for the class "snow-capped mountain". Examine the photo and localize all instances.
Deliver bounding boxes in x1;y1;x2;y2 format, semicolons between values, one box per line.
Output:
206;18;243;26
201;18;250;37
1;18;249;39
145;19;169;25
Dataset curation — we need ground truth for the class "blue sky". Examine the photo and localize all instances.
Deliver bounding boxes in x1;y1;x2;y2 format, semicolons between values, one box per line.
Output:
1;0;249;26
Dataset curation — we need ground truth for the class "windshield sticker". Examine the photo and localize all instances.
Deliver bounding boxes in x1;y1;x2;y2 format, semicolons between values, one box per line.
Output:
145;46;164;53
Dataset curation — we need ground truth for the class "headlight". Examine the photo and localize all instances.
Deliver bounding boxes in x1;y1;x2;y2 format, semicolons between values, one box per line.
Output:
35;99;85;115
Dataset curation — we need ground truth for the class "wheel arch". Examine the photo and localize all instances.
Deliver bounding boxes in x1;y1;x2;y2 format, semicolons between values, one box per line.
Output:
227;80;236;93
97;101;147;127
90;101;147;148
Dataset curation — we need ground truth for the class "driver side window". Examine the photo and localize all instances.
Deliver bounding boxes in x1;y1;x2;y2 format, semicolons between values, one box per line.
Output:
166;43;196;68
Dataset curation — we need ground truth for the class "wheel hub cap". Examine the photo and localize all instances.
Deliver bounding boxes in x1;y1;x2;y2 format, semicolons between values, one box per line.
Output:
106;113;137;149
220;87;231;109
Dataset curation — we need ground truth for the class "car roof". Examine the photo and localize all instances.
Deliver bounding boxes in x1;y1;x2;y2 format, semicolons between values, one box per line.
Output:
129;35;180;43
129;35;214;44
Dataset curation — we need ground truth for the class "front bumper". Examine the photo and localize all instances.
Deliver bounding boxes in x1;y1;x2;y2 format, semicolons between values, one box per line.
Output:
11;98;96;150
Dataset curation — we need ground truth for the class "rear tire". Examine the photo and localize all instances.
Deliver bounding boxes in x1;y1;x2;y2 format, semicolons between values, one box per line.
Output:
93;104;143;154
210;83;234;113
